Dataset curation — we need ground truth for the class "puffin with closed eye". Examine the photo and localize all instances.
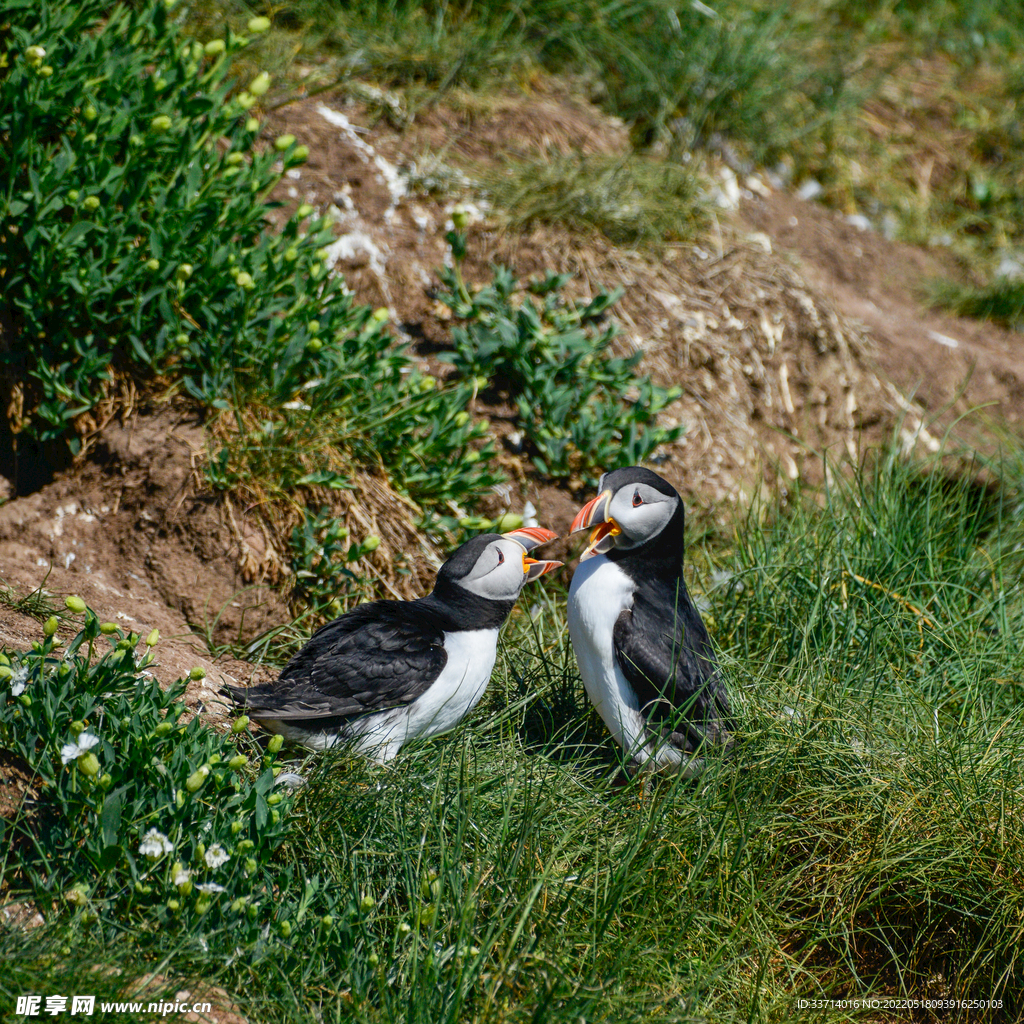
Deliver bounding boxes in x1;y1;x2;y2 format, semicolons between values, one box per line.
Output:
567;467;733;776
224;528;561;763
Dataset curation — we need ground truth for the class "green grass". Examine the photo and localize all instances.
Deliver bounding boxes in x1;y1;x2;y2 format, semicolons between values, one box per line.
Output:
480;155;708;247
5;439;1024;1021
926;277;1024;330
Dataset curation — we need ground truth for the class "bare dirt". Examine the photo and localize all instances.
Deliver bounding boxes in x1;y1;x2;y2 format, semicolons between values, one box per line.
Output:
2;83;1023;702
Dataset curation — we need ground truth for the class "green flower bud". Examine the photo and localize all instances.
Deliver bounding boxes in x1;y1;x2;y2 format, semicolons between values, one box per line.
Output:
362;536;381;553
245;117;260;132
451;205;471;230
230;897;247;913
38;65;54;78
310;263;322;277
372;307;390;323
25;46;46;67
150;114;172;133
290;145;309;163
83;133;97;144
145;258;160;272
67;190;80;202
237;839;255;853
267;733;284;754
145;628;160;646
230;820;244;834
185;765;210;793
322;915;335;928
418;376;436;393
99;621;118;634
77;752;101;777
81;197;100;212
248;16;272;32
306;338;323;353
43;616;59;636
249;72;272;96
270;809;280;825
359;894;375;912
99;773;112;790
306;320;320;334
175;790;185;808
267;793;282;806
465;451;481;464
70;720;86;736
83;104;98;121
204;39;226;56
245;857;258;875
189;666;206;681
167;899;180;911
398;921;411;935
453;411;470;428
226;152;245;166
65;595;87;614
284;247;298;262
278;920;292;938
154;77;168;90
65;884;89;906
235;92;257;110
195;896;212;915
493;513;524;533
231;715;250;734
175;333;189;347
154;721;174;737
367;951;379;965
175;263;193;281
0;665;11;681
273;134;296;152
296;203;314;219
235;271;255;290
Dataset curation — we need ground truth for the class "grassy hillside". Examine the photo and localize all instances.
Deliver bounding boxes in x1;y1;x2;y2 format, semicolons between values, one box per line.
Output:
4;442;1024;1021
4;0;1024;1020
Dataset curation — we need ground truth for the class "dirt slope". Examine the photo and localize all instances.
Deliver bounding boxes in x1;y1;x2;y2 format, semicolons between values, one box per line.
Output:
2;86;1021;681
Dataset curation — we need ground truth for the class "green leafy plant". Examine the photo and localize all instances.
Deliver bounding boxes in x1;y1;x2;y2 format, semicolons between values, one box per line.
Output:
0;599;336;944
437;231;682;484
0;0;502;523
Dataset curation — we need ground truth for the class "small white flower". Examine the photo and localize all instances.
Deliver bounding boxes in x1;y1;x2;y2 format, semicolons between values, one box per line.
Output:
281;400;312;411
195;882;226;894
10;665;29;697
61;732;100;765
139;828;174;860
173;867;192;886
204;844;229;869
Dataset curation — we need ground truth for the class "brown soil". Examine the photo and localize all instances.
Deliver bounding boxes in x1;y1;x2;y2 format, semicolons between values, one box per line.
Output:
2;84;1023;712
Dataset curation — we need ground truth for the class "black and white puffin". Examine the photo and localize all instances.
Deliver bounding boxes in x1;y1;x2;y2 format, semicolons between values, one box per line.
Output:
225;528;561;763
567;467;733;775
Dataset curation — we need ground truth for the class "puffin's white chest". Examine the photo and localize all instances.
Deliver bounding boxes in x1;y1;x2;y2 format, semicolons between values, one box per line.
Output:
347;627;499;762
567;555;652;761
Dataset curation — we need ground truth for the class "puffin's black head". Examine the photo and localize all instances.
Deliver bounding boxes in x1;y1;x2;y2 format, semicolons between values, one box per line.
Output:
569;466;684;567
429;528;562;627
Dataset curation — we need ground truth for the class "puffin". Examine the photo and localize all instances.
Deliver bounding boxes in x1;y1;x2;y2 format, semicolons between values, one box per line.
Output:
225;528;561;763
566;467;733;775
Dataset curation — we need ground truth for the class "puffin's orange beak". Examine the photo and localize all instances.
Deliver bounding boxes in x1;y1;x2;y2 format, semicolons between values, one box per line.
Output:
570;490;620;560
504;526;562;580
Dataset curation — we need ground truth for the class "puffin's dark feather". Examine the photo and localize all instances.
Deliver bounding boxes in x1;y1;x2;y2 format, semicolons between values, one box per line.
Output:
224;599;448;720
612;577;733;752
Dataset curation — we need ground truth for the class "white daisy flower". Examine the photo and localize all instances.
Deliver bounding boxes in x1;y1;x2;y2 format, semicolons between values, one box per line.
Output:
10;665;30;697
139;828;174;860
61;732;100;765
204;844;229;869
195;882;226;894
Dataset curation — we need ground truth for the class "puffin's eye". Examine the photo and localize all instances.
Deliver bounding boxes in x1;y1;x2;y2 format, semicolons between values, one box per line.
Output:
632;489;643;507
497;550;505;565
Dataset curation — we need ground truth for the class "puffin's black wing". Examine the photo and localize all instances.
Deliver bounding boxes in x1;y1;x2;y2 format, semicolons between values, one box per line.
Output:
226;600;447;720
612;582;732;751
